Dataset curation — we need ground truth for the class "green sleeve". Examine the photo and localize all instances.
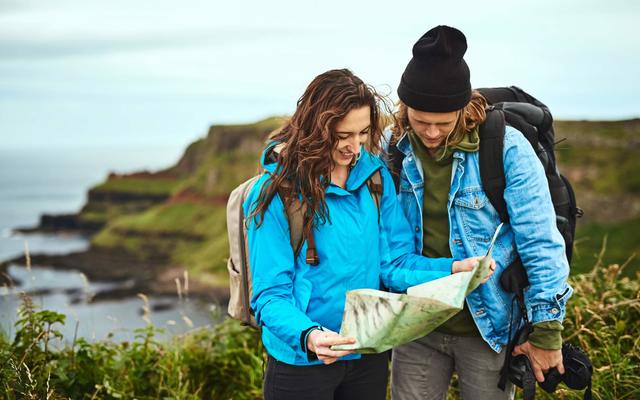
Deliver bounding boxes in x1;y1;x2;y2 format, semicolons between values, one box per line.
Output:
528;320;563;350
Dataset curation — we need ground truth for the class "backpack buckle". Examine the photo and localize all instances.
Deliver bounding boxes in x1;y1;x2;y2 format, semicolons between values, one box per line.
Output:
306;248;319;266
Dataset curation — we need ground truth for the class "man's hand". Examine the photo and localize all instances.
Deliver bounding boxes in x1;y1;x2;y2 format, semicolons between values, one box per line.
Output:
307;329;355;365
452;256;496;283
513;341;565;382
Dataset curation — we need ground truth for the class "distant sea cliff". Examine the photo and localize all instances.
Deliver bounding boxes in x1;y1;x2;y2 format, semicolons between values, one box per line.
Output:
2;117;640;302
1;116;285;301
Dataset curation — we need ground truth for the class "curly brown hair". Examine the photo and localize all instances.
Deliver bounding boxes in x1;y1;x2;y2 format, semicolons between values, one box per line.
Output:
249;69;391;236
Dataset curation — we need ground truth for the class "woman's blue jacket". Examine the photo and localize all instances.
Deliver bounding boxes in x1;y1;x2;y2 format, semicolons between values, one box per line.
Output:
244;145;454;365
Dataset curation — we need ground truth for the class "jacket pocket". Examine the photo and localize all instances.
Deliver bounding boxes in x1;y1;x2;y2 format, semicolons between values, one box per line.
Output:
292;277;313;314
453;188;500;243
399;182;413;193
454;187;488;209
227;258;247;322
553;284;573;310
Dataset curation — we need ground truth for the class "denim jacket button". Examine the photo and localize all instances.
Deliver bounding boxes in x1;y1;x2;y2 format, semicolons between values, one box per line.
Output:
551;307;559;314
415;226;420;232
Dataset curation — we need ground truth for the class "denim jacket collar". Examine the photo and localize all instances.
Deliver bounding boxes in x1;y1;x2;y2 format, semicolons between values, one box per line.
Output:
396;132;412;156
398;130;467;164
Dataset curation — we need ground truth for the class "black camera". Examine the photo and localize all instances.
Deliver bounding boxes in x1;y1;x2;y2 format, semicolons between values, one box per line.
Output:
538;343;592;396
498;260;593;400
506;342;593;400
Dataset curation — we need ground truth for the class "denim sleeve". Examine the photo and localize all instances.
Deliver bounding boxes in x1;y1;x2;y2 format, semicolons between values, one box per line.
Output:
245;184;317;355
502;127;573;324
377;164;453;292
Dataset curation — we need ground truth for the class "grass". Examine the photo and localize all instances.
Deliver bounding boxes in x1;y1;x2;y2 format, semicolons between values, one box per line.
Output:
91;177;181;196
0;297;263;400
174;153;262;198
103;203;222;237
78;201;165;226
572;219;640;276
1;247;638;399
91;204;230;282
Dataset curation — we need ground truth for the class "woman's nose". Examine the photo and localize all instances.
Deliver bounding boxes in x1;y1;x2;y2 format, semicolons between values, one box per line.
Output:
348;136;360;151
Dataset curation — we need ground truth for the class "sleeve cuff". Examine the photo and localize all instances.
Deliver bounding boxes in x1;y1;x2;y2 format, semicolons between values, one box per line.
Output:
300;325;323;361
416;257;455;274
529;320;563;350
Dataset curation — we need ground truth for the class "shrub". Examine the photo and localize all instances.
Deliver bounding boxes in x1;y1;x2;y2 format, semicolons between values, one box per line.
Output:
1;252;638;399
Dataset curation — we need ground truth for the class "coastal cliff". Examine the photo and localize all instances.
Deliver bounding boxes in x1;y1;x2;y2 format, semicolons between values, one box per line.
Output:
3;116;285;300
4;117;640;300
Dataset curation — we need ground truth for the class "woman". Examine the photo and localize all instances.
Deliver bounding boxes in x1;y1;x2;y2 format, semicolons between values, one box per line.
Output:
244;68;492;400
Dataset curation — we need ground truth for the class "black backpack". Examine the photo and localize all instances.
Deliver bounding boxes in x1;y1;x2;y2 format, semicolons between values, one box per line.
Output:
476;86;582;266
388;86;583;285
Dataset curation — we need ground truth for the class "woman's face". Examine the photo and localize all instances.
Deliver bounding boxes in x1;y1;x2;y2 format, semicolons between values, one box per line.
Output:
332;106;371;168
407;107;458;152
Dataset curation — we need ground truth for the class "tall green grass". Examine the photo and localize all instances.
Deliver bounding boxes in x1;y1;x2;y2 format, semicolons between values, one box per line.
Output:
0;297;263;399
1;250;638;399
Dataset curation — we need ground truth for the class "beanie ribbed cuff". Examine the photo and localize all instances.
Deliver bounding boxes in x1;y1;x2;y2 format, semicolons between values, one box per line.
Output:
398;77;471;112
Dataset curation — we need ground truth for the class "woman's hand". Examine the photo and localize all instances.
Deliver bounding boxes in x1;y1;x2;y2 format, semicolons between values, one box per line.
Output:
451;256;496;283
306;328;356;365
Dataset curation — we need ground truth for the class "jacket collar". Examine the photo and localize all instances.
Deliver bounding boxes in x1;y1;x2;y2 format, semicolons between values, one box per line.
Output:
260;142;381;194
398;130;466;162
343;149;382;192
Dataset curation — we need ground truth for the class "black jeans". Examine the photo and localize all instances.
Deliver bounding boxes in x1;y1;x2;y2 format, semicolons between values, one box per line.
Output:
263;352;389;400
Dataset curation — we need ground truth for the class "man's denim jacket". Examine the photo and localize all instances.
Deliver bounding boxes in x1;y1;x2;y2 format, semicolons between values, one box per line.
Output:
390;126;573;353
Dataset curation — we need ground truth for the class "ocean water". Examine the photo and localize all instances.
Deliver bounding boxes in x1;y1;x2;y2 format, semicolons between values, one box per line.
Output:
0;146;183;246
0;146;219;341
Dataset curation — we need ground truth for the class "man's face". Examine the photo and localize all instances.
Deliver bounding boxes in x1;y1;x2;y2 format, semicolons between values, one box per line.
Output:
407;108;458;152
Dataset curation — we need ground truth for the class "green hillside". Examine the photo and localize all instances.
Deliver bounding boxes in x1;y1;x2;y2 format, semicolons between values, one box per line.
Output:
87;116;285;286
71;117;640;291
555;119;640;275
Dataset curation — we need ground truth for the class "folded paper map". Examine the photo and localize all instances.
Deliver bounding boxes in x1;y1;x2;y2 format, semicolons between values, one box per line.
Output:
333;223;503;353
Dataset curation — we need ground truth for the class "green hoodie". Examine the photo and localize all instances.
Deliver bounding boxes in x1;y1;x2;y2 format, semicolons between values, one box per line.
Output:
408;129;480;336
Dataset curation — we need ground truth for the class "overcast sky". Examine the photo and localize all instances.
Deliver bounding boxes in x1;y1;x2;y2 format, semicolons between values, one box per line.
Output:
1;0;638;150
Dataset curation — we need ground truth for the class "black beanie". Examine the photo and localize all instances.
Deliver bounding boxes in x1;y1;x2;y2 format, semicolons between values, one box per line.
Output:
398;25;471;112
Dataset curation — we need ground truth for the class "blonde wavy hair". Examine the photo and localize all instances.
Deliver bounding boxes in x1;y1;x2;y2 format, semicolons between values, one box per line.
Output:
390;90;488;147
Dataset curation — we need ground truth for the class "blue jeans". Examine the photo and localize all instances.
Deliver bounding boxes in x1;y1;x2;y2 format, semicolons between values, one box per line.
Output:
391;331;515;400
264;352;389;400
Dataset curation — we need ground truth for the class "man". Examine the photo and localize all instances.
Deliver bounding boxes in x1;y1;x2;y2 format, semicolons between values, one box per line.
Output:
388;25;573;400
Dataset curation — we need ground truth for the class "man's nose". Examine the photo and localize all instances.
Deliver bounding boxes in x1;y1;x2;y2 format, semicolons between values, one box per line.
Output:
424;124;443;138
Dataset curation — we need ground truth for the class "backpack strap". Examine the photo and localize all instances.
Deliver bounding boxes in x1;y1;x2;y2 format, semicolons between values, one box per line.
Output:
278;169;384;267
366;169;384;222
387;142;405;193
277;184;319;266
304;222;320;266
479;109;510;223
